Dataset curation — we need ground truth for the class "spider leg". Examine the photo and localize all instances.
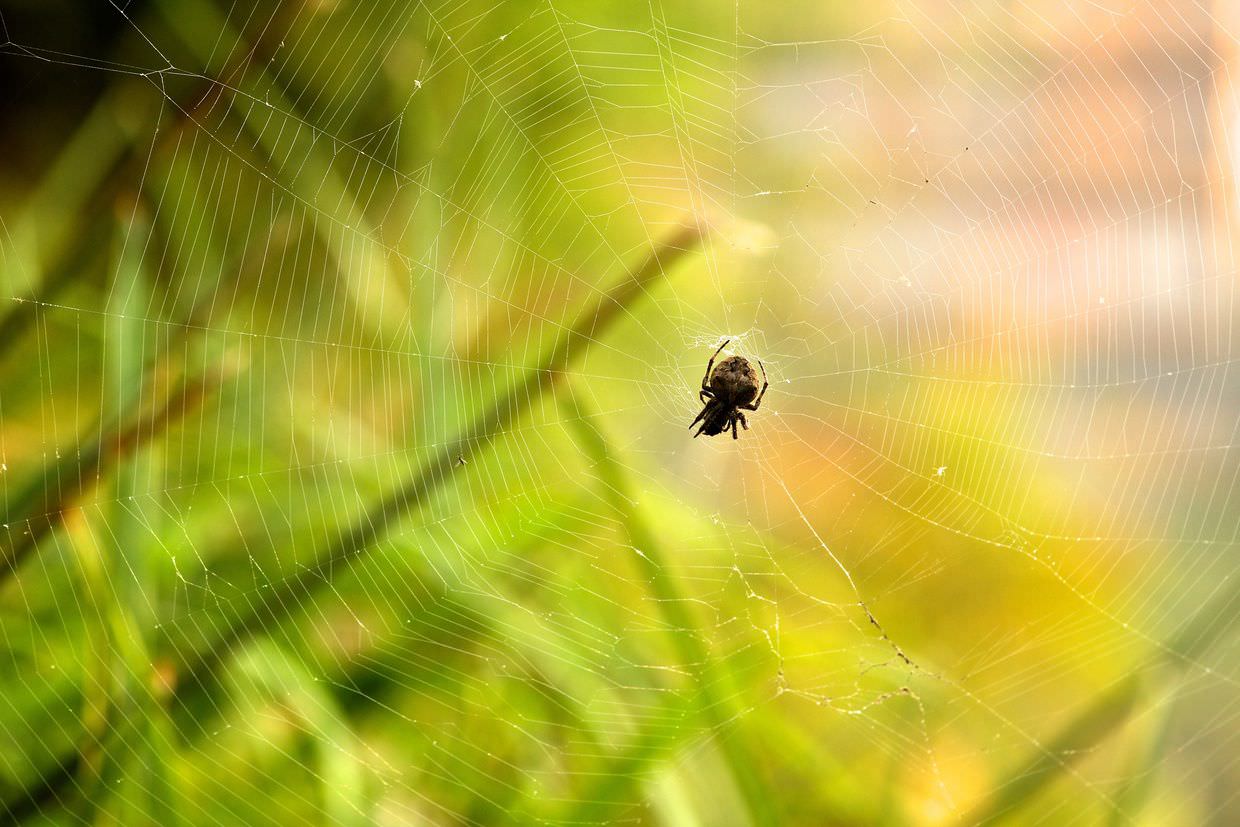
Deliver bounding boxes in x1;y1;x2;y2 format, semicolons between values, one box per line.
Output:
699;388;715;404
688;402;711;430
739;412;748;430
731;415;739;439
740;363;769;412
700;339;729;395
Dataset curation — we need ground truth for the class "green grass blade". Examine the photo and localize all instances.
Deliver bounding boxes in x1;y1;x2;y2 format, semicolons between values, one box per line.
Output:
25;220;707;816
228;640;371;827
559;385;775;827
181;220;705;676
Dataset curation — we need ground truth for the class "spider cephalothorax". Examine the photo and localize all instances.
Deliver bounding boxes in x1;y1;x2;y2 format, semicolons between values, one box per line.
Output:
689;340;768;440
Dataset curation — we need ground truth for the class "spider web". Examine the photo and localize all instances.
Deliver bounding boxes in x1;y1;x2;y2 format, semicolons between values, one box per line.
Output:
1;0;1238;823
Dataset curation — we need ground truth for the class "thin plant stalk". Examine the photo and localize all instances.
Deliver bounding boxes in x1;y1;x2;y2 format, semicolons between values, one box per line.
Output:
15;220;707;819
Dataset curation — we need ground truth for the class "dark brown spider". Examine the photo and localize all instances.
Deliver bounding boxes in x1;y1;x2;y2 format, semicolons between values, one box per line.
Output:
689;339;768;440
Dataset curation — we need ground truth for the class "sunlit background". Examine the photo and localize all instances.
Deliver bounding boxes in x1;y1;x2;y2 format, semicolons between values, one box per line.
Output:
2;0;1239;824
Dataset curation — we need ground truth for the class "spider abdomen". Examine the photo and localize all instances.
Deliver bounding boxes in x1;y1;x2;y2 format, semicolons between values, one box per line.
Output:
708;355;759;404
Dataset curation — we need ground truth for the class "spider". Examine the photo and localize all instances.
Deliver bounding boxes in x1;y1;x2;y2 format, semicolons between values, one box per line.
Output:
689;339;768;440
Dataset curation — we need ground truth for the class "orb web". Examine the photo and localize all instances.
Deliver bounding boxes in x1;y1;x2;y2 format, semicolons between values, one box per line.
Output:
0;0;1237;824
